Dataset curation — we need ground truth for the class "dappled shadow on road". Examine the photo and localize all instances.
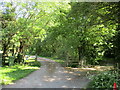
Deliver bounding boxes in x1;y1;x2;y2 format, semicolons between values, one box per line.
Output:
38;58;90;88
45;62;56;76
3;57;90;88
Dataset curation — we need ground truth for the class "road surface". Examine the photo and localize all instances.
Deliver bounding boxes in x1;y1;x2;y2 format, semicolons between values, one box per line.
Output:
2;57;90;88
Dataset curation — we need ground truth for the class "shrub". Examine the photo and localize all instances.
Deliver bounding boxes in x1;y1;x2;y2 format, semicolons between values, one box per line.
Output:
28;61;41;67
87;70;120;88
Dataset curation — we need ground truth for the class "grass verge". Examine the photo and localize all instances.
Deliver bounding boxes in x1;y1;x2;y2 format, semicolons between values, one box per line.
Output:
0;60;41;85
39;56;65;65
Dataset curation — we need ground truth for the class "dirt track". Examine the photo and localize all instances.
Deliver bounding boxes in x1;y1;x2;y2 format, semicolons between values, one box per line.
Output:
2;57;90;88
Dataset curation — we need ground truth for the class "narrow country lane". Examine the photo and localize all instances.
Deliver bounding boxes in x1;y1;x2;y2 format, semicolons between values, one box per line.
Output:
2;57;90;88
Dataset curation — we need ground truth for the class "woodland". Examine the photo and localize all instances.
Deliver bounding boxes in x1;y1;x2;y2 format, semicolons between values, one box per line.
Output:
0;1;120;88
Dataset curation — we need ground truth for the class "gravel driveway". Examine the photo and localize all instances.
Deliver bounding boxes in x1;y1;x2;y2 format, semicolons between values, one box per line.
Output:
2;57;90;88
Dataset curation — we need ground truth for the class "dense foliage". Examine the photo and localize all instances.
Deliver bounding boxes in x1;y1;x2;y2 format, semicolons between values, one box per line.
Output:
88;70;120;88
30;2;119;67
0;1;120;89
0;2;120;68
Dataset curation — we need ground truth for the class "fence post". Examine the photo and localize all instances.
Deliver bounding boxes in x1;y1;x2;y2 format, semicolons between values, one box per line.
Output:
35;54;37;61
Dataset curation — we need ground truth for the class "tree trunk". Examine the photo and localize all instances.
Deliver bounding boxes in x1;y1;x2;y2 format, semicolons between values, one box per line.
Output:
2;44;8;66
12;45;15;56
78;47;84;67
117;2;120;69
114;2;120;69
16;41;24;64
2;36;12;66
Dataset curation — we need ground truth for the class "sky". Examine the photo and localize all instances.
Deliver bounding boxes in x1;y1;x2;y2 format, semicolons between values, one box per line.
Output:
0;0;120;2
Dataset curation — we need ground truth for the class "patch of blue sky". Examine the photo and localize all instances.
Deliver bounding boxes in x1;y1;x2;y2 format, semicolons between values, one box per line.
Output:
1;0;119;2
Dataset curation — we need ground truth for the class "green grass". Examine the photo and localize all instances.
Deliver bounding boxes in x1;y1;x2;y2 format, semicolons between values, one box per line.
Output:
0;60;41;85
53;59;64;64
39;56;65;65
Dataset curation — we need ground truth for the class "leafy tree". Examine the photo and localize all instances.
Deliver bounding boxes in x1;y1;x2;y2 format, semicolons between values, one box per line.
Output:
1;2;17;66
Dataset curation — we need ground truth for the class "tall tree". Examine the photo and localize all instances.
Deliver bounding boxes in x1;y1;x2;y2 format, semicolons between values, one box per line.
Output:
1;2;16;66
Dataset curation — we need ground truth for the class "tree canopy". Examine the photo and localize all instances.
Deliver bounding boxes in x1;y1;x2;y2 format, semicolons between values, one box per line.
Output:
0;1;120;67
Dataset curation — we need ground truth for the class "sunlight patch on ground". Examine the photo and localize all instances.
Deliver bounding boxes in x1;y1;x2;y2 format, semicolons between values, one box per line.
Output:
65;66;114;72
66;78;72;80
44;78;55;82
62;85;68;88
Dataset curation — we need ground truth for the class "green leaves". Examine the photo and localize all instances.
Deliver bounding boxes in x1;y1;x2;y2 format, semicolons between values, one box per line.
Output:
38;2;118;65
88;71;120;88
1;1;118;66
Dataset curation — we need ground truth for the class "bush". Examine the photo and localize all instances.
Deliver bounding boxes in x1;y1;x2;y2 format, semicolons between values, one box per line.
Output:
67;64;78;68
87;70;120;88
24;59;41;67
28;61;41;67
